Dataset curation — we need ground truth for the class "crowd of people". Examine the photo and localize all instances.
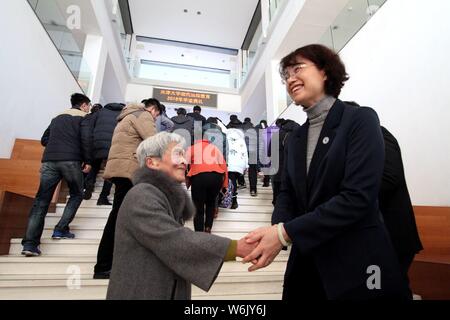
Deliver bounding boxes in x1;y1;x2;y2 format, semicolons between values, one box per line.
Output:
19;43;423;301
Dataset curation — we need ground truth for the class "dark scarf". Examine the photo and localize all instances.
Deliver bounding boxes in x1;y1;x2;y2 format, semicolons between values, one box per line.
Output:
132;167;195;222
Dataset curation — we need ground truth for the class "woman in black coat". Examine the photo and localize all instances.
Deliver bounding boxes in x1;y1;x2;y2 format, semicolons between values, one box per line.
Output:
243;44;410;300
84;103;125;204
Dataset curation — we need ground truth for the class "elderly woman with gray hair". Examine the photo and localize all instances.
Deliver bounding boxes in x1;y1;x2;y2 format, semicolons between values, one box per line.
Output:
106;132;256;300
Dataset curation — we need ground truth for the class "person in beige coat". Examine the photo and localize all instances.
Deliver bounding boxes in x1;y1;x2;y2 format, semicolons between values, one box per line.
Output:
94;99;161;279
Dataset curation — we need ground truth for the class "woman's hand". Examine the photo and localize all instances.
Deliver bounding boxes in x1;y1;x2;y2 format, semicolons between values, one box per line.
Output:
243;226;283;272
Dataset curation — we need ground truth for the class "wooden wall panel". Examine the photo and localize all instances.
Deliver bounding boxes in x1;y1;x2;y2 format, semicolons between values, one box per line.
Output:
10;139;44;161
409;206;450;299
0;191;34;255
413;206;450;262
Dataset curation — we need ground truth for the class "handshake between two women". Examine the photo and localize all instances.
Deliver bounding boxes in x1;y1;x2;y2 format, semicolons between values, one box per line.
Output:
236;224;291;272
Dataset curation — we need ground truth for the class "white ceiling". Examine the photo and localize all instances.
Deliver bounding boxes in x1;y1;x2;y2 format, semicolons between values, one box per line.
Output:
136;41;237;70
129;0;259;49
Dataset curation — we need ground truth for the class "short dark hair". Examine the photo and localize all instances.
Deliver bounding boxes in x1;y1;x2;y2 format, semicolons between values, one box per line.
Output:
144;98;162;113
193;105;201;112
176;108;187;115
280;44;349;98
91;104;103;114
71;93;91;108
244;117;251;123
230;115;238;121
206;117;218;124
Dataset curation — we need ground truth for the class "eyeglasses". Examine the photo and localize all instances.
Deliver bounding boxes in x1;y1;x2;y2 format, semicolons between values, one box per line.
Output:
281;63;312;84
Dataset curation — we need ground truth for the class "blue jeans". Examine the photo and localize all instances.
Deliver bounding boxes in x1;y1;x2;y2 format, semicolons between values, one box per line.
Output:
22;161;84;247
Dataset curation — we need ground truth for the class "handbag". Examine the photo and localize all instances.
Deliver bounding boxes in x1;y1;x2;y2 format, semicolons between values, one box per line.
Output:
218;179;234;209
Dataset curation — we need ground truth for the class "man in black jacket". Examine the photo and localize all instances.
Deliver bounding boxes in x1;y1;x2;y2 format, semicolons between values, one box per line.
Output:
84;103;125;205
21;93;92;257
171;107;194;145
379;126;423;286
271;118;300;205
187;105;206;125
346;103;423;283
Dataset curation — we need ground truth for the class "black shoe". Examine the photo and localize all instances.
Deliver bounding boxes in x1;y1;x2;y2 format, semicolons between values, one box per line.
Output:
262;183;270;188
250;191;257;197
83;188;93;200
97;197;112;206
230;199;238;210
93;271;111;279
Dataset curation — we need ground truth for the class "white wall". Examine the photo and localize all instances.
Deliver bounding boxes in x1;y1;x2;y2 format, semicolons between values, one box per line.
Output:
339;0;450;206
0;0;83;158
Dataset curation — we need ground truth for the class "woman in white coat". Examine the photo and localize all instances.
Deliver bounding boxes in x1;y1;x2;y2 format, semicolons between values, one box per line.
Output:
226;128;248;209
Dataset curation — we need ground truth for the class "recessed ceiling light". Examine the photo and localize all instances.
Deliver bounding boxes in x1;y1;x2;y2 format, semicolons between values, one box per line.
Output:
183;9;188;13
197;11;202;15
181;54;185;57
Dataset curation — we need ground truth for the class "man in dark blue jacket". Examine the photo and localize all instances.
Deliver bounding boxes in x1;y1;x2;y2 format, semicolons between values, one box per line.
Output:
21;93;92;257
83;103;125;205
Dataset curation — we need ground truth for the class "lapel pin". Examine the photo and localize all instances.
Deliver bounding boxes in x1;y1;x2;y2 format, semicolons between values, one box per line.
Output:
323;137;330;145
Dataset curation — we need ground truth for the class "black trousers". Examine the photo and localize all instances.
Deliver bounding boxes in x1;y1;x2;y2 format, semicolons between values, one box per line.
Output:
248;164;258;192
238;174;246;186
263;175;271;186
228;172;240;198
85;158;113;198
94;177;133;273
398;252;415;299
191;172;223;231
272;180;281;206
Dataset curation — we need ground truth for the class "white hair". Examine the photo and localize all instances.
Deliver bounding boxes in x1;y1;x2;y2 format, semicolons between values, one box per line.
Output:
137;132;186;168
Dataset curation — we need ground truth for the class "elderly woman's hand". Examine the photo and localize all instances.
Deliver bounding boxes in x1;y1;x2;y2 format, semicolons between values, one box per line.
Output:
236;237;258;258
242;226;284;272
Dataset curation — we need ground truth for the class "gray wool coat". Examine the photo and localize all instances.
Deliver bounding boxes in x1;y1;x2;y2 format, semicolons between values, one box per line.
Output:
106;167;231;300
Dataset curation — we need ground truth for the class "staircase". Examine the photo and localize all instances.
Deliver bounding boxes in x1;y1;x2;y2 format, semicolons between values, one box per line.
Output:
0;177;286;300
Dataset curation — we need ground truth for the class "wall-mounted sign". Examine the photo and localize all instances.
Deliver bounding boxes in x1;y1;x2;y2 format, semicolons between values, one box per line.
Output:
153;88;218;108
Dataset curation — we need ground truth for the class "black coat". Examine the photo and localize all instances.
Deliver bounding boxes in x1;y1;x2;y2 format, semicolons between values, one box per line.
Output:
272;119;300;182
226;119;243;129
41;108;91;164
272;100;409;299
187;112;206;126
379;126;423;259
171;115;194;145
90;103;124;159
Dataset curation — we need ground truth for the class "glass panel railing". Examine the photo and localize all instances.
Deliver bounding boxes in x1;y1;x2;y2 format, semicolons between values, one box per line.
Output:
109;0;130;61
241;0;287;84
241;21;264;84
27;0;93;94
133;60;237;89
319;0;387;52
269;0;286;22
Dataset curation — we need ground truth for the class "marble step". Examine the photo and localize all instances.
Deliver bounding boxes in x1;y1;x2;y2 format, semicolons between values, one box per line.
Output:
0;255;288;275
0;271;284;300
10;238;291;256
44;213;272;230
56;203;274;215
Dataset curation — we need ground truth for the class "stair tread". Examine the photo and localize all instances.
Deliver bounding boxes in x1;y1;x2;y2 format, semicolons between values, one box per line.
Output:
0;274;284;287
0;271;284;281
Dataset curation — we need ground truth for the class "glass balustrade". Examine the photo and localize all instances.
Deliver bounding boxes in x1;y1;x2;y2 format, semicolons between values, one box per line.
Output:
135;60;236;89
27;0;93;94
319;0;387;52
